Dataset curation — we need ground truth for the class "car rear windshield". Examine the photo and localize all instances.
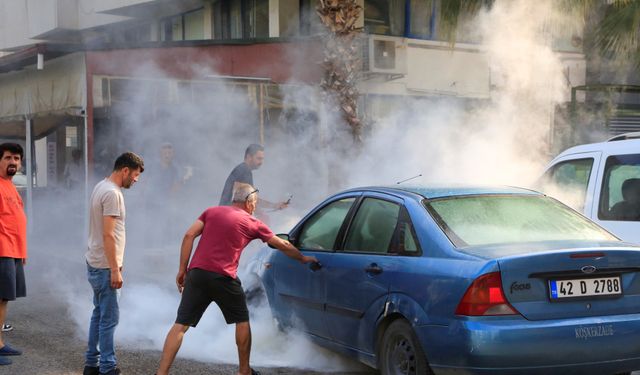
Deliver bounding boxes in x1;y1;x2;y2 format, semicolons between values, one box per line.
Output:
425;195;617;247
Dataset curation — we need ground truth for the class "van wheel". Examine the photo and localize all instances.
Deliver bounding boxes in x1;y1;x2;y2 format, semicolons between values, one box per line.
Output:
379;320;432;375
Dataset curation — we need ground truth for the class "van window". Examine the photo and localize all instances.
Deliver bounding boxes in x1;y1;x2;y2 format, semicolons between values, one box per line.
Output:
540;158;593;212
599;154;640;221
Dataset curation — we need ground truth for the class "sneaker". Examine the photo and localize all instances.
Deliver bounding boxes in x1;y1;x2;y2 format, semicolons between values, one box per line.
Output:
0;344;21;356
99;367;121;375
83;365;100;375
251;368;261;375
0;356;11;366
1;324;12;332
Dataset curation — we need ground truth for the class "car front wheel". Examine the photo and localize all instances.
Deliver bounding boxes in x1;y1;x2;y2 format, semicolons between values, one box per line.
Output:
379;319;432;375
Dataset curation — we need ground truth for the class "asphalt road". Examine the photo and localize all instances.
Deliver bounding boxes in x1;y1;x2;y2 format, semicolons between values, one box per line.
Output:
0;242;376;375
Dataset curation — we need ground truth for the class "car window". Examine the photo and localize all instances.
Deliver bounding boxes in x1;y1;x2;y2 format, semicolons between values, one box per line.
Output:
540;158;593;212
343;198;400;253
389;208;421;255
298;197;355;251
599;154;640;221
426;195;617;248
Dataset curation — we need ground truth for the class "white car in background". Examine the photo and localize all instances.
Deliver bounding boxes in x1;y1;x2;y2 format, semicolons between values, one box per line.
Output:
12;171;26;194
540;132;640;243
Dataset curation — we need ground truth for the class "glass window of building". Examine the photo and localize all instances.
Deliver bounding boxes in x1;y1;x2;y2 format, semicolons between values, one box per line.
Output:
184;8;205;40
160;15;183;41
161;8;205;41
300;0;324;36
364;0;406;36
213;0;268;39
243;0;269;38
409;0;435;39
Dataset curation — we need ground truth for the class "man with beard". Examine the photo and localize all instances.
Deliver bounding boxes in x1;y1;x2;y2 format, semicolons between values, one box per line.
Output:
83;152;144;375
0;143;27;366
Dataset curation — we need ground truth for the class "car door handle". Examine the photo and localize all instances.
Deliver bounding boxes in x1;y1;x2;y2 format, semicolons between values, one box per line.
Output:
365;264;383;275
309;261;322;271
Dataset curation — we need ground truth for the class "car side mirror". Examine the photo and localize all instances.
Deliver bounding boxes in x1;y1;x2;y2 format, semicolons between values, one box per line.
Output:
268;233;290;249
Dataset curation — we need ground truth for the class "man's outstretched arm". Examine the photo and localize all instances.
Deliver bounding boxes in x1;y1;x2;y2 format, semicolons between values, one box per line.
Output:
267;236;317;264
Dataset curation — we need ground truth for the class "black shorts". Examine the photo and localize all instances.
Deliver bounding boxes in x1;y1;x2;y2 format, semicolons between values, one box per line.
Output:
175;268;249;326
0;257;26;301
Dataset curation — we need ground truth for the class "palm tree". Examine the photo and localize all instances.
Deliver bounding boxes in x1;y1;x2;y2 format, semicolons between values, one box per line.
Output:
316;0;364;142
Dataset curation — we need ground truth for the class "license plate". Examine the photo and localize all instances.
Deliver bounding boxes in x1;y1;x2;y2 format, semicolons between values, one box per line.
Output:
549;276;622;299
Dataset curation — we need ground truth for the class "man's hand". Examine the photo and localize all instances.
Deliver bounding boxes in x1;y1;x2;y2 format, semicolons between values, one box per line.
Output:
22;258;26;266
110;268;123;289
176;269;186;293
301;255;318;264
268;236;318;265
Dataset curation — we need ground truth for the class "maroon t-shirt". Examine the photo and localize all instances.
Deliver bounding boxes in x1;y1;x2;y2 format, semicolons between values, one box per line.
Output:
188;205;274;278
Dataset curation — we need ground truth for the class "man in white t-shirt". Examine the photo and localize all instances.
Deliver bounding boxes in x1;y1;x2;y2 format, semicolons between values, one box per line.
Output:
83;152;144;375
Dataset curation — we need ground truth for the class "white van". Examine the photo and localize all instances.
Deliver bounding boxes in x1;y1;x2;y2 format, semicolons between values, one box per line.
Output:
540;133;640;243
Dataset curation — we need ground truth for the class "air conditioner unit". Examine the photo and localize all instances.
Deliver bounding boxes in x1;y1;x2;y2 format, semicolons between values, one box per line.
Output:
362;35;407;76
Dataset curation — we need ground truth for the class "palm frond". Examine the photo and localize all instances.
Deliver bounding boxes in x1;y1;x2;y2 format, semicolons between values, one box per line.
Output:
437;0;493;45
593;0;640;64
555;0;600;17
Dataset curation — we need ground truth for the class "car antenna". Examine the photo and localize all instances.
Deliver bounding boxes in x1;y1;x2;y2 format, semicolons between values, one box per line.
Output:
396;174;422;185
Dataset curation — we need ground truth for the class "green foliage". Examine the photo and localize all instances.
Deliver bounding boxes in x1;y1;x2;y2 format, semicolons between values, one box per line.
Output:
437;0;494;44
593;0;640;66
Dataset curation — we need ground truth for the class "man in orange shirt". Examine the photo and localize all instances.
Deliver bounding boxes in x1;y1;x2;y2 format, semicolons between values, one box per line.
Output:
0;143;27;366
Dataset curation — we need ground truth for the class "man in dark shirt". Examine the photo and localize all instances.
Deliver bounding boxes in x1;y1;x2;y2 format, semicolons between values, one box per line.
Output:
145;143;185;246
219;144;288;211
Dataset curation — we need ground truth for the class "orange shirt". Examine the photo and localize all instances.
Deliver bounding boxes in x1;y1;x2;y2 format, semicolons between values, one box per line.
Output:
0;177;27;259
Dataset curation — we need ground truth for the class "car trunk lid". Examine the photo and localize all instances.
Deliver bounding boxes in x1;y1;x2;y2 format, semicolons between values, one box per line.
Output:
463;241;640;320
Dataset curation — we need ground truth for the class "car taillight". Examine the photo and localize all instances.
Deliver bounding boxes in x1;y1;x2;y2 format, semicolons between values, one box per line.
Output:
455;272;519;316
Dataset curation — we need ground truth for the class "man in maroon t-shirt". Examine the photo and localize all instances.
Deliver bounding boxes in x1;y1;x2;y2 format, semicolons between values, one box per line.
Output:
157;183;316;375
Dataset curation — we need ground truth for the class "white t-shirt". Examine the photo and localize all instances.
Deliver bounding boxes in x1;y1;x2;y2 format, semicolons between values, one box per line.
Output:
85;178;126;268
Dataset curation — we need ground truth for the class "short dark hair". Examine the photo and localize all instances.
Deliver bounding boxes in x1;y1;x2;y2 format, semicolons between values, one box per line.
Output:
0;143;23;159
244;144;264;158
113;152;144;173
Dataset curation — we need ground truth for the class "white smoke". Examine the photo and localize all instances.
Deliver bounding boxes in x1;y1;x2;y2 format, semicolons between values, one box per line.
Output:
34;0;588;372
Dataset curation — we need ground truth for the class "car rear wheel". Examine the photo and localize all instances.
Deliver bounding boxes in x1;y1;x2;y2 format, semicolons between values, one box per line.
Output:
379;320;432;375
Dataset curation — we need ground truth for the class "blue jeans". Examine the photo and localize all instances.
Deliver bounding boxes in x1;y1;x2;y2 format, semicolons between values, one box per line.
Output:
85;264;120;373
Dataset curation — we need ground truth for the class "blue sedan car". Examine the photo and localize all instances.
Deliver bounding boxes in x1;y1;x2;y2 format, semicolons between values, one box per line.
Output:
251;185;640;375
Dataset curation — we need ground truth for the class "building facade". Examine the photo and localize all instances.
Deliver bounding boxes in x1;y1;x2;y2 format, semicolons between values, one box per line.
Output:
0;0;588;234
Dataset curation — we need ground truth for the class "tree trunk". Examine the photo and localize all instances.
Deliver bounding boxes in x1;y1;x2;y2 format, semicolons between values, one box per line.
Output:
316;0;364;142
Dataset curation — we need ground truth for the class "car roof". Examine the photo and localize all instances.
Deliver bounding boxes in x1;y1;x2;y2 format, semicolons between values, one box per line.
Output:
555;137;640;157
342;185;541;200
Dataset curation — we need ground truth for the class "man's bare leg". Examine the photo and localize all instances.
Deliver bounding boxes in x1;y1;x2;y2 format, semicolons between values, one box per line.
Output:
236;321;252;375
0;300;7;348
157;323;189;375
